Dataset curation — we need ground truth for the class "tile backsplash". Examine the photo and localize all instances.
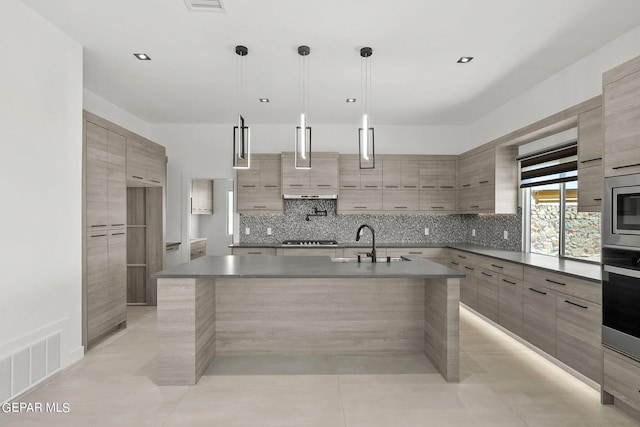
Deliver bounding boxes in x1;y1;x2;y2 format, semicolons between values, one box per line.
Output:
239;200;522;251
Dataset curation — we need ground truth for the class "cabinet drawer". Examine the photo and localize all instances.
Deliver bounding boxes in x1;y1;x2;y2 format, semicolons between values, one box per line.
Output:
449;249;477;265
498;276;524;336
524;266;600;304
338;189;382;212
231;248;277;256
386;247;446;259
419;190;456;212
277;248;338;257
190;240;206;260
557;294;602;383
477;256;524;280
604;350;640;409
382;189;419;211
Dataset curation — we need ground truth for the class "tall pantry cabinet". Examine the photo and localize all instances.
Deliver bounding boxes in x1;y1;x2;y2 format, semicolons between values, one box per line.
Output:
83;111;166;349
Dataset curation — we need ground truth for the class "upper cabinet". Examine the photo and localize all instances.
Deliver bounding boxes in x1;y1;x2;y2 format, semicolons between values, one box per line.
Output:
126;136;166;187
382;159;419;190
419;159;457;213
237;154;283;213
337;155;382;213
578;106;604;212
458;147;518;214
603;55;640;177
281;152;339;196
191;179;213;215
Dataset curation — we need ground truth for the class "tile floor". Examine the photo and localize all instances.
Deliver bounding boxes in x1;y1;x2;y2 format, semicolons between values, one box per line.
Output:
2;306;639;427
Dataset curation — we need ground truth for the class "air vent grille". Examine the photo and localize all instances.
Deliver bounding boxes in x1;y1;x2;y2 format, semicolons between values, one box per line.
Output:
0;357;10;403
31;341;46;384
12;349;30;395
183;0;225;12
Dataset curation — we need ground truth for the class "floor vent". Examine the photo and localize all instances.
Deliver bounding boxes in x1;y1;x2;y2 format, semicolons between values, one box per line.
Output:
183;0;225;12
1;332;62;405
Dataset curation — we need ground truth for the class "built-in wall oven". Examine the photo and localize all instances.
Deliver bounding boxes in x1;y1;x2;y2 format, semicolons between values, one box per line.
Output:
603;174;640;361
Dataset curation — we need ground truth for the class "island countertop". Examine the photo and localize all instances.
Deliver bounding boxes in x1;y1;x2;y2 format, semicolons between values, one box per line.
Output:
153;255;465;279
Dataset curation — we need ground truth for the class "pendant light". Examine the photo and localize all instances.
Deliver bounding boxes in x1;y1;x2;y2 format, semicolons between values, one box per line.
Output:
295;45;312;169
233;45;250;169
359;47;375;169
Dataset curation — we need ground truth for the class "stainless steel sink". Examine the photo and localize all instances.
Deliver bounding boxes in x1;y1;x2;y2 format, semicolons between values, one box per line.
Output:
331;257;408;263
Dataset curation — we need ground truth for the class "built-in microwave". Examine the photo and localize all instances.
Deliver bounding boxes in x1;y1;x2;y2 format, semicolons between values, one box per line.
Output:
604;174;640;248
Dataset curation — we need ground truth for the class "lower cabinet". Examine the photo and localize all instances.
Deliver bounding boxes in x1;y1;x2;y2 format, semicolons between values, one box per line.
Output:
604;349;640;410
190;239;207;260
523;284;557;357
477;268;499;322
556;295;603;383
276;248;338;257
497;276;524;337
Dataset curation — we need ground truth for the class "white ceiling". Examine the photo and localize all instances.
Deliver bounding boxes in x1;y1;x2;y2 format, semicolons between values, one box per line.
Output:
20;0;640;125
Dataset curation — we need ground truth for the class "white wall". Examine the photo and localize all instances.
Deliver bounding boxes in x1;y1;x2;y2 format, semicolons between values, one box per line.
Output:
83;89;152;139
470;23;640;146
0;0;83;368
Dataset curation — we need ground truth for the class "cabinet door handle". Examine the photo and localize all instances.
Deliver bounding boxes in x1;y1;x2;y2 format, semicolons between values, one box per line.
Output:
403;185;417;189
317;184;331;187
111;232;125;236
91;225;107;228
91;234;107;238
151;179;161;183
491;264;504;269
545;279;566;286
564;300;588;309
111;224;125;227
253;206;267;209
593;198;602;201
264;185;278;188
242;185;256;188
132;176;144;180
579;157;602;164
394;206;408;209
409;251;423;255
502;279;516;285
528;287;547;295
478;180;489;184
354;206;367;209
464;266;475;271
343;185;357;188
612;163;640;170
247;252;262;255
457;255;467;259
462;184;471;188
470;205;480;208
440;186;454;189
422;185;436;189
431;206;444;209
364;185;379;188
289;184;304;187
450;261;459;266
385;186;399;188
481;272;493;277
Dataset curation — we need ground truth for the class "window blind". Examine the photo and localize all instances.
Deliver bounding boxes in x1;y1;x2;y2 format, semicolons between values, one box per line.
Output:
517;142;577;188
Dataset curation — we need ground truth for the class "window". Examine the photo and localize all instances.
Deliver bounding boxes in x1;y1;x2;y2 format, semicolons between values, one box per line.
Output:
520;142;601;262
226;190;234;235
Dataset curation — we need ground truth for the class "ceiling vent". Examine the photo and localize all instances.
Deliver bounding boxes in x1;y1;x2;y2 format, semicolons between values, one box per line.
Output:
183;0;226;12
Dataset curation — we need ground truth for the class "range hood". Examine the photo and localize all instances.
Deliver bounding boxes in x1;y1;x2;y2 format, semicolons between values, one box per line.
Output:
282;193;338;200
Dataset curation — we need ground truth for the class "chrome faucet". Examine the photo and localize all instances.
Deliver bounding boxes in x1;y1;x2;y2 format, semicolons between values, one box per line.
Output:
356;224;377;262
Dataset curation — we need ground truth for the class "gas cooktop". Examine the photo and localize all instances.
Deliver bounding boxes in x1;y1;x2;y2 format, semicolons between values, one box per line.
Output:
281;240;339;246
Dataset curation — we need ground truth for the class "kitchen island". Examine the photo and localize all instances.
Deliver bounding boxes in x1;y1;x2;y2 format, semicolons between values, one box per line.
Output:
154;255;464;386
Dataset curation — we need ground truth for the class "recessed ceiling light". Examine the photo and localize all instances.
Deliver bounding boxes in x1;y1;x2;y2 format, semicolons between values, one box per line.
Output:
346;98;356;103
259;98;270;103
134;53;151;60
457;56;473;63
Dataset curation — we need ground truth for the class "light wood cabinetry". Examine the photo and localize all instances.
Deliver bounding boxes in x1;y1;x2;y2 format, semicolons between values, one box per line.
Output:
237;154;283;213
556;294;602;383
604;349;640;411
385;247;448;265
382;159;420;189
498;276;524;337
191;179;213;214
603;55;640;177
190;239;207;260
523;266;600;304
578;106;604;212
477;267;499;322
523;283;557;357
419;159;457;213
449;250;479;310
231;247;277;256
457;146;518;214
126;136;166;187
276;247;338;257
83;111;166;348
338;155;383;213
382;189;419;212
281;152;339;196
